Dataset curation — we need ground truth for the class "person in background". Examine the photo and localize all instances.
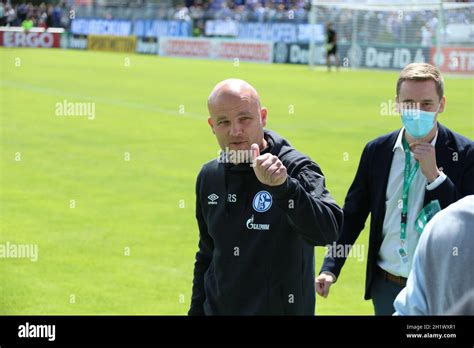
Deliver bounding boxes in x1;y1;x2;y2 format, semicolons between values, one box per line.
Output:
325;22;340;72
5;4;16;27
316;63;474;315
0;2;6;26
21;14;34;32
394;196;474;315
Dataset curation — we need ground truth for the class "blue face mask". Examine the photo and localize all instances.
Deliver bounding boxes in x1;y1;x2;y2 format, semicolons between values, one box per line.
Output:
401;106;439;139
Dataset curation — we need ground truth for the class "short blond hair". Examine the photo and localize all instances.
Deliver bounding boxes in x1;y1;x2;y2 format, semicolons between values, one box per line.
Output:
397;63;444;100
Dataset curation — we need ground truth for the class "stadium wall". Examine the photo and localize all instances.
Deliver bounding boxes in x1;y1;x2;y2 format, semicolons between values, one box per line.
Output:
1;23;472;74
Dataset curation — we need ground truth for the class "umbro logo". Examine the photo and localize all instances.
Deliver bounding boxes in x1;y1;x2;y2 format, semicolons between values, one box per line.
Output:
208;193;219;205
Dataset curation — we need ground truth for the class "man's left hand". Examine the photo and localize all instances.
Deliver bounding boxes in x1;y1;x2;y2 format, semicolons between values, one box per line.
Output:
410;142;441;183
251;143;288;186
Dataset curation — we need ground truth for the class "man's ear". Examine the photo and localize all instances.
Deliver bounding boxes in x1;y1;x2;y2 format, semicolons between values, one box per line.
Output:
208;117;215;134
260;107;268;127
438;95;446;114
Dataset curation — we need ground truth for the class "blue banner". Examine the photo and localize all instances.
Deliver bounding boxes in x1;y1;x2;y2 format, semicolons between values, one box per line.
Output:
273;42;431;70
238;23;297;43
236;23;324;43
71;19;191;38
71;19;132;36
133;20;191;38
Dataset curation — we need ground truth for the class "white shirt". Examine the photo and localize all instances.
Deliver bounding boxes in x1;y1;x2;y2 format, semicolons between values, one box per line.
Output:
421;26;432;47
378;128;446;278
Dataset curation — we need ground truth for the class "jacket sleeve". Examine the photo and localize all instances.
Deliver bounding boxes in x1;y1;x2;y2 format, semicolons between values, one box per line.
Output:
320;143;371;279
424;142;474;208
263;157;343;247
188;170;214;316
393;233;430;315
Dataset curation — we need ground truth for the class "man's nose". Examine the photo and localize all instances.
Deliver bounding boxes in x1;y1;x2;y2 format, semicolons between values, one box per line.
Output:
229;122;243;137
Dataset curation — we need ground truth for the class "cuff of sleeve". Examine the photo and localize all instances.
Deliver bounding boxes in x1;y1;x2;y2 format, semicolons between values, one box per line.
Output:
262;177;297;200
426;171;447;191
320;271;337;283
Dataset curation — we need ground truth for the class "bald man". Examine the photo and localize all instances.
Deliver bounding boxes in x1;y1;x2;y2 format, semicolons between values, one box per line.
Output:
189;79;342;315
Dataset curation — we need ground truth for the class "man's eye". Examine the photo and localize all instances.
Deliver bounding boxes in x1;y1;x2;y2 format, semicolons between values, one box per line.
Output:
218;120;229;125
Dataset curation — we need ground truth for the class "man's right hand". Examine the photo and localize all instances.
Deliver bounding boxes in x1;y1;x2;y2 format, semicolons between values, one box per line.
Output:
315;273;335;298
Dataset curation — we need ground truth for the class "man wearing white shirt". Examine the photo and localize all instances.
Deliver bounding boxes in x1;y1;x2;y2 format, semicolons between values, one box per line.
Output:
378;128;443;281
316;63;474;315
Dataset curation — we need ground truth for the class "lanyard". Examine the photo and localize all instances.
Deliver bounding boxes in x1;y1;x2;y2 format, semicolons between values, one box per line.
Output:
400;136;419;243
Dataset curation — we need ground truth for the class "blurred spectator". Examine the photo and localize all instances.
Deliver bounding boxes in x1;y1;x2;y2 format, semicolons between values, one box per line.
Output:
1;0;471;45
6;4;17;26
21;14;34;31
421;22;433;46
0;2;5;26
52;3;62;27
174;5;191;21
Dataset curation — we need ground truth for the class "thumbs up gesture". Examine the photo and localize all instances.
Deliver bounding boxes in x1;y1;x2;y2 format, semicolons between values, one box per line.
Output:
251;143;288;186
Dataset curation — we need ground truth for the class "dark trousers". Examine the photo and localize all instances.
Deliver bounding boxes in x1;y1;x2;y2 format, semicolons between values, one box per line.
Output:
371;270;405;315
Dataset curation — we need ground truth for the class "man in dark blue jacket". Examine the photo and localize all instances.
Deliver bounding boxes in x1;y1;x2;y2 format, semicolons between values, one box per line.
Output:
189;79;343;315
316;63;474;315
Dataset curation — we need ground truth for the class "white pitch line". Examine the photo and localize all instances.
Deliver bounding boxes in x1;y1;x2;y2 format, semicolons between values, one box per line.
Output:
0;80;207;121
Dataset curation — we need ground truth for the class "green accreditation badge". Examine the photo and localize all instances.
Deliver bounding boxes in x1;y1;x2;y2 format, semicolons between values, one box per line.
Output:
415;200;442;235
397;246;409;264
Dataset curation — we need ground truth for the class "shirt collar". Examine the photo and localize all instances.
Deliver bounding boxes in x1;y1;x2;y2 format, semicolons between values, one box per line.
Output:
393;128;438;152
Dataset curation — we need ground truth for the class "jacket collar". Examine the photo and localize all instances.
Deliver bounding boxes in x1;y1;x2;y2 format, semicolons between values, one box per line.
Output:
392;127;439;152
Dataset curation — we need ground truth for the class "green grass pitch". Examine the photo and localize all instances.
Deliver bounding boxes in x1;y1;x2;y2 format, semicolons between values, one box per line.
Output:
0;47;472;314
